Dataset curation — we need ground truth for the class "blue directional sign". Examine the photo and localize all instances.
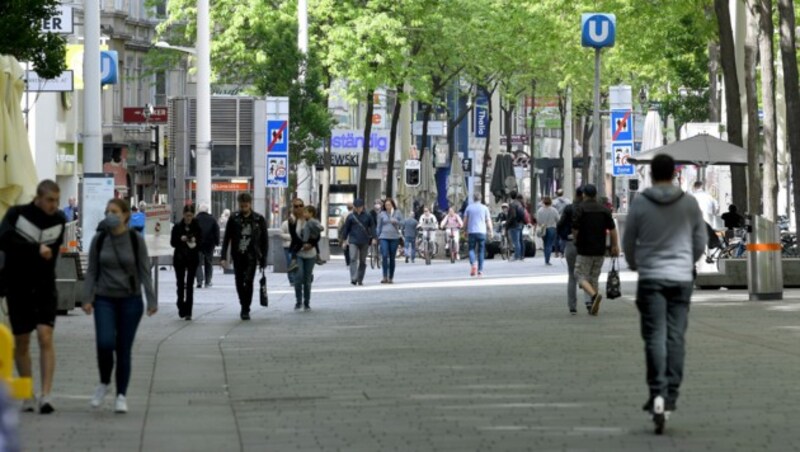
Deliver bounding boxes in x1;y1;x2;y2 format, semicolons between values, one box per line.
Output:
581;13;616;48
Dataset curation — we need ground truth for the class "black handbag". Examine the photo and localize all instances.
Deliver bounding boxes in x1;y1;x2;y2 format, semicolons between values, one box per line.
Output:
259;268;268;307
606;258;621;299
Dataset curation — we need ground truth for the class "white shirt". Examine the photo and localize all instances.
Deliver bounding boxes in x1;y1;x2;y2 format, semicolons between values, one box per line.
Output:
419;213;438;230
691;189;718;225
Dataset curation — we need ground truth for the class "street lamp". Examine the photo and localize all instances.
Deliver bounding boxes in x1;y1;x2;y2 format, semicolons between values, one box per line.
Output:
154;41;197;55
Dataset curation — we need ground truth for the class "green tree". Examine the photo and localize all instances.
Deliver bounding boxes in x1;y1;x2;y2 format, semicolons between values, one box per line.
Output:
0;0;66;78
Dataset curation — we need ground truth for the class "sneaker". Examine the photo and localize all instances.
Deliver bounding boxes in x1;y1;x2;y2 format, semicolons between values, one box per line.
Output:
470;265;477;277
351;280;357;286
39;395;55;414
115;394;128;413
380;278;388;284
357;281;363;286
184;316;192;321
590;293;603;316
303;304;311;311
294;302;302;310
405;257;409;263
21;398;36;413
206;282;213;288
652;395;666;434
316;256;326;265
585;304;592;313
240;312;251;320
90;384;109;408
196;284;202;289
570;310;577;316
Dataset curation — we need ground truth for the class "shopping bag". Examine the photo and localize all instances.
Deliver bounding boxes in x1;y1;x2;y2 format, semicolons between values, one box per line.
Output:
259;268;268;307
606;258;621;299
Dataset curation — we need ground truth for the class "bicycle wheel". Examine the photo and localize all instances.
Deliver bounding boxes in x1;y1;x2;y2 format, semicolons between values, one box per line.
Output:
425;240;432;265
375;244;382;269
369;245;376;269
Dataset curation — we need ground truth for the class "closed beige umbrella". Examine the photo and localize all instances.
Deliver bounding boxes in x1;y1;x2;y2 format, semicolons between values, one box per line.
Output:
0;55;39;219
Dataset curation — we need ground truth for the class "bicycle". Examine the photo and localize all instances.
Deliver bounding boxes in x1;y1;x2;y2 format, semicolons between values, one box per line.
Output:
498;222;511;261
444;228;460;263
368;242;381;269
417;229;438;265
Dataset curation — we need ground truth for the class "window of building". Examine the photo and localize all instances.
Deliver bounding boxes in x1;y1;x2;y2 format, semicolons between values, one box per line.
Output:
155;71;166;106
211;145;237;177
238;145;252;177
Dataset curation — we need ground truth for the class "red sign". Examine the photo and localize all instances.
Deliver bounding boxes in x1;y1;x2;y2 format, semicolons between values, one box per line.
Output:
123;106;168;124
191;181;250;192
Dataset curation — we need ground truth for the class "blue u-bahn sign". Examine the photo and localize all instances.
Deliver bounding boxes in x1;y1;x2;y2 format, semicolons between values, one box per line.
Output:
581;13;616;48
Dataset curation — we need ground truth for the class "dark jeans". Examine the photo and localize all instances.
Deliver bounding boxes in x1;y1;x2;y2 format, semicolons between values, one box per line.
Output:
543;227;557;264
636;279;693;407
404;236;417;262
175;257;198;317
294;256;316;305
509;225;523;260
468;233;486;271
380;239;399;279
195;249;214;287
93;296;144;396
233;255;258;313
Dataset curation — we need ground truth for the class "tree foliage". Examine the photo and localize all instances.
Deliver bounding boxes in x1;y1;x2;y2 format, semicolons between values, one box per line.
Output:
0;0;66;78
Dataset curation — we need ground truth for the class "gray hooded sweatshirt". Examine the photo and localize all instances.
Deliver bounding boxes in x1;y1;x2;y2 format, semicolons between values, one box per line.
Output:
623;184;707;283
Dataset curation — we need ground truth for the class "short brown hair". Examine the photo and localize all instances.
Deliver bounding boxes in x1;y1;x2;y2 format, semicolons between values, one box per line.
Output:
543;197;552;206
36;179;60;197
237;192;253;203
304;205;317;217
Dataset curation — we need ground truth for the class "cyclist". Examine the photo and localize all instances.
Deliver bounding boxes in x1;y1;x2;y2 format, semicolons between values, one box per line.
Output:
417;207;439;258
440;207;463;260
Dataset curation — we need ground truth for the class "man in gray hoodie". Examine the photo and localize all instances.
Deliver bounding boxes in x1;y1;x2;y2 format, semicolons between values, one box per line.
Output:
623;154;706;435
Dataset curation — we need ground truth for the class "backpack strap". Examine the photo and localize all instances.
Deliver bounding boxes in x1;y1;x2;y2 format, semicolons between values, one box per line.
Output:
94;230;140;282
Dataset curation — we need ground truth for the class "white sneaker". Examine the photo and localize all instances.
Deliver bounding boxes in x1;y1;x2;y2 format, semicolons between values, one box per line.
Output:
90;384;109;408
114;394;128;413
20;398;36;413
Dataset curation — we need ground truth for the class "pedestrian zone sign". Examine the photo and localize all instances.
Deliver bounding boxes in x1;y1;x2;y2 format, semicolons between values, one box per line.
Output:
612;142;634;176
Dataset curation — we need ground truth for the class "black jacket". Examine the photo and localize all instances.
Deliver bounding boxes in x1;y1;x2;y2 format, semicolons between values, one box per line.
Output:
0;203;66;297
171;219;202;263
221;210;268;267
195;211;220;252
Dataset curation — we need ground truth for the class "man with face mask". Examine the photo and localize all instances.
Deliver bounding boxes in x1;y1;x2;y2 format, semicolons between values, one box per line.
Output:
0;180;66;414
220;193;268;320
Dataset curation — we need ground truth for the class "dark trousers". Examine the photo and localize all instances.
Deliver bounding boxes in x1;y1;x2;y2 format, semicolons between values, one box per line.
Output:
636;279;693;407
175;257;198;317
233;255;258;313
93;296;143;395
380;239;399;279
195;249;214;286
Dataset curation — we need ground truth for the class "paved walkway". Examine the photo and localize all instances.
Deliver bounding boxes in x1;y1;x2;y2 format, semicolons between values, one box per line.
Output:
16;255;800;451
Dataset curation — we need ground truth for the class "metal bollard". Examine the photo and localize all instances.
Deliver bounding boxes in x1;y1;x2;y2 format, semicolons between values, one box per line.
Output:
746;215;783;301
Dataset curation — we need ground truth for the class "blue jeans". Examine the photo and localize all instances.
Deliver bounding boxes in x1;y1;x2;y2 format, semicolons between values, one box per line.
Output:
468;233;486;271
404;237;416;262
543;227;557;263
380;239;399;279
294;256;315;305
509;225;523;260
636;279;693;407
93;296;144;396
283;248;295;284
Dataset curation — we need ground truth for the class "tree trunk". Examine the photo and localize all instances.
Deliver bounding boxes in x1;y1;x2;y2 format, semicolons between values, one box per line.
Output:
358;89;375;200
708;42;722;122
446;97;473;162
503;102;514;155
581;118;592;186
320;74;333;240
386;85;404;199
759;0;779;221
745;3;763;215
419;103;432;161
778;0;800;229
715;0;748;211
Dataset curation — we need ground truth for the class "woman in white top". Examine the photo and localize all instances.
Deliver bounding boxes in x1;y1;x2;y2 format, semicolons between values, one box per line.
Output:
536;197;560;265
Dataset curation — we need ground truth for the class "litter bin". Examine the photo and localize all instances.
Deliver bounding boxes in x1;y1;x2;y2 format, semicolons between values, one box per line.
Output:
268;228;287;273
747;215;783;301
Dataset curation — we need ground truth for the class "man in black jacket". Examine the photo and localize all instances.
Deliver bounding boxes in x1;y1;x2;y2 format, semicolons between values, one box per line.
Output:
220;193;268;320
0;180;66;414
194;204;220;288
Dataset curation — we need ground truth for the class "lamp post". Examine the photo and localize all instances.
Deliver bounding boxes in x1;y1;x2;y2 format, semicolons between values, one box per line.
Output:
196;0;212;210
